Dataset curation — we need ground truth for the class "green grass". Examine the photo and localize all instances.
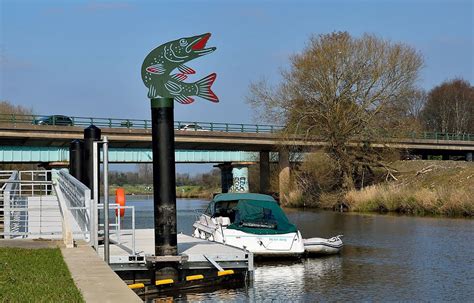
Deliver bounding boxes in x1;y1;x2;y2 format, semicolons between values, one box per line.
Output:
0;248;83;302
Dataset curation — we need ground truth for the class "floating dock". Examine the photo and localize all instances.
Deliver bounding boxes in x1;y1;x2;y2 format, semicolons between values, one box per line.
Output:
97;229;253;296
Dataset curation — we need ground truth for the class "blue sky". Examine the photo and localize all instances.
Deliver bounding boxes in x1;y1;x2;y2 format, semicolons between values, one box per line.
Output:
1;0;473;173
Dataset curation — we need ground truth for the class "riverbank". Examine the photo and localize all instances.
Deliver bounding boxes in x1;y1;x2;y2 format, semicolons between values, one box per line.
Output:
344;160;474;217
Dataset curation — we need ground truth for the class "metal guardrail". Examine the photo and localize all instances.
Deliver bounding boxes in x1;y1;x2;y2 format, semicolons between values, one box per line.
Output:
0;113;282;133
1;169;139;261
1;113;474;141
1;171;60;239
56;169;92;243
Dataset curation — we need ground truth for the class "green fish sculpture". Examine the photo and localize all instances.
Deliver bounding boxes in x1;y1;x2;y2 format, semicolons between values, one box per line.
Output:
141;33;218;104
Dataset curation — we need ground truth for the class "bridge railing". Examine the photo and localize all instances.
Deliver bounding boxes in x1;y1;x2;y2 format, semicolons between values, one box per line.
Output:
0;113;283;133
1;113;474;141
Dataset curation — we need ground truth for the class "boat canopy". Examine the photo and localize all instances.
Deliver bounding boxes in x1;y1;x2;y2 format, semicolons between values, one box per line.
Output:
210;194;298;235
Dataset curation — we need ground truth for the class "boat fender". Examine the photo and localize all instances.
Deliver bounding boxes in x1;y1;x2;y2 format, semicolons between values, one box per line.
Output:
115;188;126;217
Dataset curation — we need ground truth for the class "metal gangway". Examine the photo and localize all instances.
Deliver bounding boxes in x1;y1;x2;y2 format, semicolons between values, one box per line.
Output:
0;169;138;259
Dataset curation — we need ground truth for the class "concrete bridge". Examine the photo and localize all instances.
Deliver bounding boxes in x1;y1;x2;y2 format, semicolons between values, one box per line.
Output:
1;115;473;201
1;122;474;157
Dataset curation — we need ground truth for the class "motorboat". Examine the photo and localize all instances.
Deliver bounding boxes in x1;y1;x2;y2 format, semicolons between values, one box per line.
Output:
193;193;305;257
304;235;343;255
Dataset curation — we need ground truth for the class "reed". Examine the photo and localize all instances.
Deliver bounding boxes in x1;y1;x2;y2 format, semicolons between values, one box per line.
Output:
345;184;474;217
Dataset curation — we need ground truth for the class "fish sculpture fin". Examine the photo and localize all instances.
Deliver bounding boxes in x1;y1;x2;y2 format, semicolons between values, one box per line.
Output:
175;95;195;104
165;80;182;94
178;64;196;74
171;73;188;81
147;84;158;98
195;73;218;103
146;63;166;75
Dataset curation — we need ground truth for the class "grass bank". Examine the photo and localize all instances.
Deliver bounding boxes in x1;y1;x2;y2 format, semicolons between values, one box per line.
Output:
0;247;83;302
344;161;474;217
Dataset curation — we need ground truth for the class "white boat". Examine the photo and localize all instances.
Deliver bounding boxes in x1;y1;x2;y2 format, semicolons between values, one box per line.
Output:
193;193;305;257
304;236;343;255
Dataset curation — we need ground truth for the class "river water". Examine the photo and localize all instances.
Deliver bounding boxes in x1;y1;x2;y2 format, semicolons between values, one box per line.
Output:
124;198;474;302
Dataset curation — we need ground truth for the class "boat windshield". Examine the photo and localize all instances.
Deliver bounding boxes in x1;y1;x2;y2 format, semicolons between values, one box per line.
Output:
211;200;239;222
227;199;298;235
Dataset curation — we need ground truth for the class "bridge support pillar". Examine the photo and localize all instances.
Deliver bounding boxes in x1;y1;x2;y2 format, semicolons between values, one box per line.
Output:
229;164;250;193
467;152;473;162
279;149;290;205
215;163;233;193
260;151;270;194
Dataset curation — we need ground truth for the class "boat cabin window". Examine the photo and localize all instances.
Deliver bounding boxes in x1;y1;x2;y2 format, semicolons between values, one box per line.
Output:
213;200;239;222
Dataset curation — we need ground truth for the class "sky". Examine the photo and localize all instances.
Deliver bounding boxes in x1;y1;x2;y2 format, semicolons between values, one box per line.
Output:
1;0;473;173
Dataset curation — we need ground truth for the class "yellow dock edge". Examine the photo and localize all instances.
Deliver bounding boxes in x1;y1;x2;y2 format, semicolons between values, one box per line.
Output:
128;283;145;289
217;269;234;276
129;269;238;290
156;279;174;285
186;274;204;281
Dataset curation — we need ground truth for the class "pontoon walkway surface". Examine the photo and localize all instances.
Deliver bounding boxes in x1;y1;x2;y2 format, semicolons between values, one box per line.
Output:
97;230;253;272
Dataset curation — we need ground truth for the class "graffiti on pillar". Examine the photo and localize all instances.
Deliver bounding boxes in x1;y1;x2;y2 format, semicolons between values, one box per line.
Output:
230;176;248;192
141;33;219;104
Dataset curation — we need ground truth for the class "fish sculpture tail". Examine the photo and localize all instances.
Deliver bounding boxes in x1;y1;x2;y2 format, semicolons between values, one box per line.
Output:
196;73;219;103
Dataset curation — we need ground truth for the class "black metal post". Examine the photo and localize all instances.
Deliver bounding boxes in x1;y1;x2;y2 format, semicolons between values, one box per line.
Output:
216;162;233;193
69;139;84;181
83;125;101;198
259;151;270;194
151;98;177;256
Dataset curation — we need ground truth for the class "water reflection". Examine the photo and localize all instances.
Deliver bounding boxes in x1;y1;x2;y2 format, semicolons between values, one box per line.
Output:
127;198;474;302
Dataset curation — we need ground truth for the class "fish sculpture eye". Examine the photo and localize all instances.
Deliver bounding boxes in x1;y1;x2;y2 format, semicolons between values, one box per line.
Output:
179;39;188;47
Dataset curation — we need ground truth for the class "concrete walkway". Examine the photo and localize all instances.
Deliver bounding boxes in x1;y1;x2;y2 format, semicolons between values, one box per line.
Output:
61;244;142;303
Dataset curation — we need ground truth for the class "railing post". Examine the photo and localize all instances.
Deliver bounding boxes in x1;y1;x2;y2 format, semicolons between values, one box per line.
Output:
226;123;229;132
108;119;112;128
92;141;99;250
103;136;110;264
241;124;244;132
210;123;214;131
144;120;148;129
256;125;259;133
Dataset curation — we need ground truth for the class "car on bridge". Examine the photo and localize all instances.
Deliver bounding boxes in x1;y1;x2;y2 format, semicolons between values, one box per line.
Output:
33;115;73;126
177;123;208;131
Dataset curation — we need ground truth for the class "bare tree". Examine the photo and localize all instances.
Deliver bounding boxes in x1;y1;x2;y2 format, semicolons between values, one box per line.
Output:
421;78;474;134
248;32;423;190
0;100;33;115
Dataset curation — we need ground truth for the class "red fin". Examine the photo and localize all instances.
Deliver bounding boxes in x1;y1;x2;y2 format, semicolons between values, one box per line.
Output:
196;73;219;103
175;95;195;104
171;73;187;81
178;64;196;74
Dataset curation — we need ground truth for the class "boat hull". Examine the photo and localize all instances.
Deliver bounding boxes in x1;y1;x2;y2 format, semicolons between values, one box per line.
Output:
193;220;305;257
